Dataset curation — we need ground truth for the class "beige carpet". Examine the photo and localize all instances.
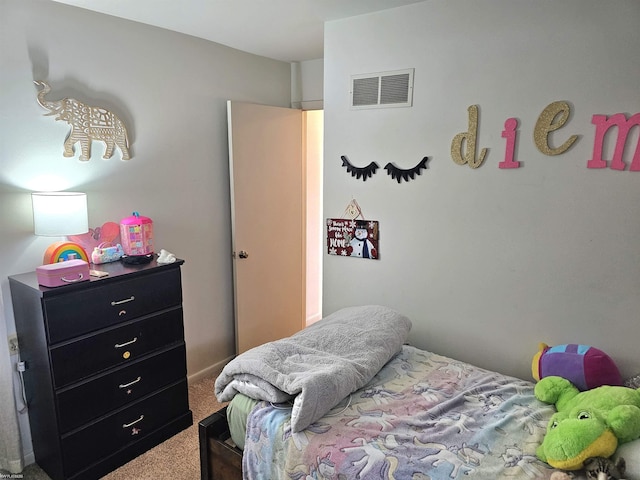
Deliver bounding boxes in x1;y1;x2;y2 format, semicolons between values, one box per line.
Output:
9;374;226;480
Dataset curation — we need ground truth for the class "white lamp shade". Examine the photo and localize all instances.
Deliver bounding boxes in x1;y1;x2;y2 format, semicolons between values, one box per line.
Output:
32;192;89;236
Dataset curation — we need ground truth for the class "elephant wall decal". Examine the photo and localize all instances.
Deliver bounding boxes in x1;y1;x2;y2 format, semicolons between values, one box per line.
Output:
34;80;131;161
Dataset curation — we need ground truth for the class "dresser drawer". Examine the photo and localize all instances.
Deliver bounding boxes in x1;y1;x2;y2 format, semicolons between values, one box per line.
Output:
56;344;187;433
44;267;182;344
61;379;189;477
50;308;184;388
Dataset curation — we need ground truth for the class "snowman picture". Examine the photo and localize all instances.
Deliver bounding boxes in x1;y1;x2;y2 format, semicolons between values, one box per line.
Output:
347;220;377;259
326;215;379;259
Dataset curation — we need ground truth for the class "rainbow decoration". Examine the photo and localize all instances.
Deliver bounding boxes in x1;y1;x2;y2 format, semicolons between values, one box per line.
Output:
43;241;89;264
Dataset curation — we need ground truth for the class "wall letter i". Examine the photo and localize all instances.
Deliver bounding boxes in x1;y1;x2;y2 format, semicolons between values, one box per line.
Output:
499;117;520;169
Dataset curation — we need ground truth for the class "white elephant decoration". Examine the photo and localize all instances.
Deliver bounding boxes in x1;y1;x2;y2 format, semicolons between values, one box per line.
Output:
34;80;131;161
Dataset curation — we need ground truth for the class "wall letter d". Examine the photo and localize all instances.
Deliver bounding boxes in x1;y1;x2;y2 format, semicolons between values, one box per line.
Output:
451;105;488;169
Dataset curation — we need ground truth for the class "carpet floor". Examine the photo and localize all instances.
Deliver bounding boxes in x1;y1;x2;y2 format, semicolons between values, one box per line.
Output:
8;373;226;480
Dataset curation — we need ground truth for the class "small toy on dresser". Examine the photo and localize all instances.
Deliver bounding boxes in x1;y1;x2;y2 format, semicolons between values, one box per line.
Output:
119;211;154;264
157;249;176;264
36;259;90;287
120;211;154;256
91;242;124;264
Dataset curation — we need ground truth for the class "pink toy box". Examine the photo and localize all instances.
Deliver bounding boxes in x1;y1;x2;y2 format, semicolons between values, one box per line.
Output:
120;211;154;256
36;259;90;287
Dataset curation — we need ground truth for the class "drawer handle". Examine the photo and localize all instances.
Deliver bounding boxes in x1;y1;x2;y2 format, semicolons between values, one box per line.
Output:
122;415;144;428
111;296;135;306
119;376;142;389
114;337;138;348
61;273;84;283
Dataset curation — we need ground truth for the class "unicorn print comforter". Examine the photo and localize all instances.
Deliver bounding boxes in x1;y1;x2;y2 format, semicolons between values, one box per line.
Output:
242;345;562;480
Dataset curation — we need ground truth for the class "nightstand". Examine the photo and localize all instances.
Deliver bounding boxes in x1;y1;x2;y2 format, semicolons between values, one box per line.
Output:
9;259;192;480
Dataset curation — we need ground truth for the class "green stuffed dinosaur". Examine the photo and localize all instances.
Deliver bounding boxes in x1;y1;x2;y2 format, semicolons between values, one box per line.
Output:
535;375;640;471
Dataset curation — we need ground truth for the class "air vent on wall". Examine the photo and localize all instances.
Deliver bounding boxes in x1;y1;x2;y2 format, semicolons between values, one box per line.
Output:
350;68;414;109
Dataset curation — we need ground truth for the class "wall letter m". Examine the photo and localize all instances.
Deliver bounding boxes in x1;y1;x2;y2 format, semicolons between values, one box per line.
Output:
588;113;640;171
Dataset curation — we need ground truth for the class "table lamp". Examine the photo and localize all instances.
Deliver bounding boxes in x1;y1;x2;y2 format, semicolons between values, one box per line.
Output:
32;192;90;263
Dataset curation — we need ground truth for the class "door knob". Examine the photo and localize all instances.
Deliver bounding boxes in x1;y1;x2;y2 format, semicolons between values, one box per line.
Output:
238;250;249;259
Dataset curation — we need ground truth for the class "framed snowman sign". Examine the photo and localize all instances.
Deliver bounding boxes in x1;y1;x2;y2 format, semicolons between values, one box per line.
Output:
326;218;379;260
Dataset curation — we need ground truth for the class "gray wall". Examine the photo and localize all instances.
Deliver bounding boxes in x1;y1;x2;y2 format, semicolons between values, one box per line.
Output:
323;0;640;381
1;0;291;460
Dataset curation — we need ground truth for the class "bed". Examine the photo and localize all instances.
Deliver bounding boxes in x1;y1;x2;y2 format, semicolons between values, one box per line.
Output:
198;306;640;480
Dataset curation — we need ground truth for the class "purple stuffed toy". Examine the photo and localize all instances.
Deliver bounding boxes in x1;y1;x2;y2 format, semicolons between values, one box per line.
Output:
532;343;622;391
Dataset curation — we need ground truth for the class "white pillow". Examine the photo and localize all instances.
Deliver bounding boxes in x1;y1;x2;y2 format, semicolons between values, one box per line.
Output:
614;439;640;480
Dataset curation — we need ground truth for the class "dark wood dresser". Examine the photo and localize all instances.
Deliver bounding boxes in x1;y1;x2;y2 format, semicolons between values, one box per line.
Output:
9;259;192;480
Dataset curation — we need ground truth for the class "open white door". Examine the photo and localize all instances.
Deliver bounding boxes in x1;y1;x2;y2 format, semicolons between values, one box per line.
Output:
228;101;306;354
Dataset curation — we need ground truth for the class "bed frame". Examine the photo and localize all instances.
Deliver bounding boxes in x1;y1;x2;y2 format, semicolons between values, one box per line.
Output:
198;407;242;480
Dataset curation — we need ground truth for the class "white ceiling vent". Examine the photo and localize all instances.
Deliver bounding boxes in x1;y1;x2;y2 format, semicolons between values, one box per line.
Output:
350;69;414;109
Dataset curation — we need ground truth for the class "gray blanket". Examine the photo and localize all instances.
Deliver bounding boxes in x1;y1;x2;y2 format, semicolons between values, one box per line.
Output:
215;305;412;432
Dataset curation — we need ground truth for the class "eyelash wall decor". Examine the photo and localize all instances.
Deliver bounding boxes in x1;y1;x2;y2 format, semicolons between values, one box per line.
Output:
385;157;429;183
341;155;379;181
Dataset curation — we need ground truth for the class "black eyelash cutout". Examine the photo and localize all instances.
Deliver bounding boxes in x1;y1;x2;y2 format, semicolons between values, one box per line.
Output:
341;156;379;181
384;157;429;183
